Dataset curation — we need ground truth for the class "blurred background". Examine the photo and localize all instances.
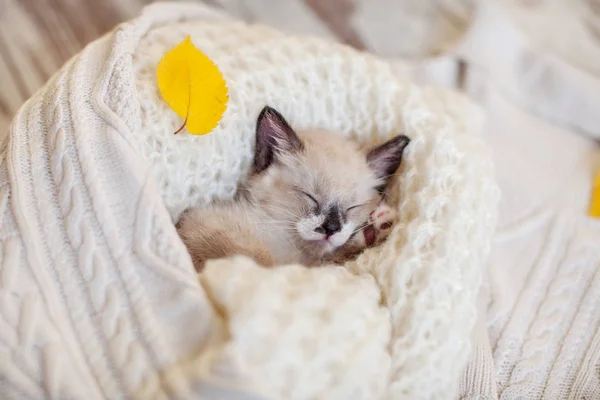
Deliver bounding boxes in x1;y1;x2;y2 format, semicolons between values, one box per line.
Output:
3;0;600;136
0;0;477;133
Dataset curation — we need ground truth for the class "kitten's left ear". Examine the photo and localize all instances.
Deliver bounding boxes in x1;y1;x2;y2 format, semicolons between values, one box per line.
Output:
253;106;304;174
367;135;410;186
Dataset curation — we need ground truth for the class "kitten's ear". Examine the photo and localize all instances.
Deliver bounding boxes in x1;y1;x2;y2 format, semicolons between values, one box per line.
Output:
367;135;410;187
253;106;303;174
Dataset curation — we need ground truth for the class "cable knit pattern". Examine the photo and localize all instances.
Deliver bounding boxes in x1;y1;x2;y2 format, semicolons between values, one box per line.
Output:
456;4;600;396
0;2;498;399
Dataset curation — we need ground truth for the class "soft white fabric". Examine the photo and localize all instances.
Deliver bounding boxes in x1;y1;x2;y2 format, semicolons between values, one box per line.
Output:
477;76;600;400
446;2;600;398
456;1;600;140
133;7;500;399
0;2;498;399
389;2;600;398
351;0;475;57
459;288;498;400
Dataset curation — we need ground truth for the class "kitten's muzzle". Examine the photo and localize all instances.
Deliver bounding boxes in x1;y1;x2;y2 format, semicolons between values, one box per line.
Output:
314;207;341;236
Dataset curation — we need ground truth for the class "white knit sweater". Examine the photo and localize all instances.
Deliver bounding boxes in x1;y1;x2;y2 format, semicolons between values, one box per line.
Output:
456;2;600;399
0;2;498;399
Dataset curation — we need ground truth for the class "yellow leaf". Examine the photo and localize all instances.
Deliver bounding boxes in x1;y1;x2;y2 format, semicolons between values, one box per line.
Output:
157;35;228;135
590;170;600;218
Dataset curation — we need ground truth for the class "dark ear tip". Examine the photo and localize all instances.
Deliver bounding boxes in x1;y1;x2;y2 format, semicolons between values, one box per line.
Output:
257;106;271;122
175;208;191;230
257;105;281;123
259;105;275;114
393;134;410;147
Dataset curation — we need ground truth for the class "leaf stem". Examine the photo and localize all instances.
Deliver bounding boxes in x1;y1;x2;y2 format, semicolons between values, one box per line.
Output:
174;67;193;135
173;116;187;135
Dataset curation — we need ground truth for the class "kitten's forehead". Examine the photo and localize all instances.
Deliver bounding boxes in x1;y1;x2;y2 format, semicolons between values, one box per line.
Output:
295;129;380;198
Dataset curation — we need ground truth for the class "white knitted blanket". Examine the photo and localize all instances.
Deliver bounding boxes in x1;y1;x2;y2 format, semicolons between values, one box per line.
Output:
0;3;498;399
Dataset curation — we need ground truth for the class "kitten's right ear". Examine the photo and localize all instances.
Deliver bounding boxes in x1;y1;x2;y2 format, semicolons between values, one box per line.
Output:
253;106;304;174
367;134;410;189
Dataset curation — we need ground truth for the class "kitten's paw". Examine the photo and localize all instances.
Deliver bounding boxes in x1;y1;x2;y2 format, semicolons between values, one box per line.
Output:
368;203;397;245
348;203;397;250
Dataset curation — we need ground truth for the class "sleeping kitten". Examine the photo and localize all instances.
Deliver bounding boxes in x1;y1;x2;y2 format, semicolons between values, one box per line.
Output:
177;106;410;271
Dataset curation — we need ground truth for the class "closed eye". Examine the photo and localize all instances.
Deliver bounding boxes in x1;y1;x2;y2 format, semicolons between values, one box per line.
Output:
347;203;365;212
300;191;319;207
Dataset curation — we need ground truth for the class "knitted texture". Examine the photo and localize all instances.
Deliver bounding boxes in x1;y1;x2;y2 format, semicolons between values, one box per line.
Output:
0;2;498;399
132;4;499;399
454;3;600;397
471;77;600;400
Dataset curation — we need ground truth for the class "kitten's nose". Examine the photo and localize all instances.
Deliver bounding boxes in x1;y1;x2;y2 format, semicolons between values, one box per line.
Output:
315;212;341;236
322;219;341;235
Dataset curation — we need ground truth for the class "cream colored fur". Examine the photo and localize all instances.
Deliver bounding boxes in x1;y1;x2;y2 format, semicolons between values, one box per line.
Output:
177;107;406;270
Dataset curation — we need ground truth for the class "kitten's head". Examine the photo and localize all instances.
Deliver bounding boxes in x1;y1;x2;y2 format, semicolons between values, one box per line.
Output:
247;106;410;262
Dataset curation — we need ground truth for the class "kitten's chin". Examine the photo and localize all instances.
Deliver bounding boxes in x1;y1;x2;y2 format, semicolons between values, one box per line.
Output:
303;237;342;256
296;223;354;258
297;230;353;255
320;239;338;254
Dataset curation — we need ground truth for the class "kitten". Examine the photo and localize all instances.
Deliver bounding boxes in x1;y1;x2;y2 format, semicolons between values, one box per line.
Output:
177;106;410;271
